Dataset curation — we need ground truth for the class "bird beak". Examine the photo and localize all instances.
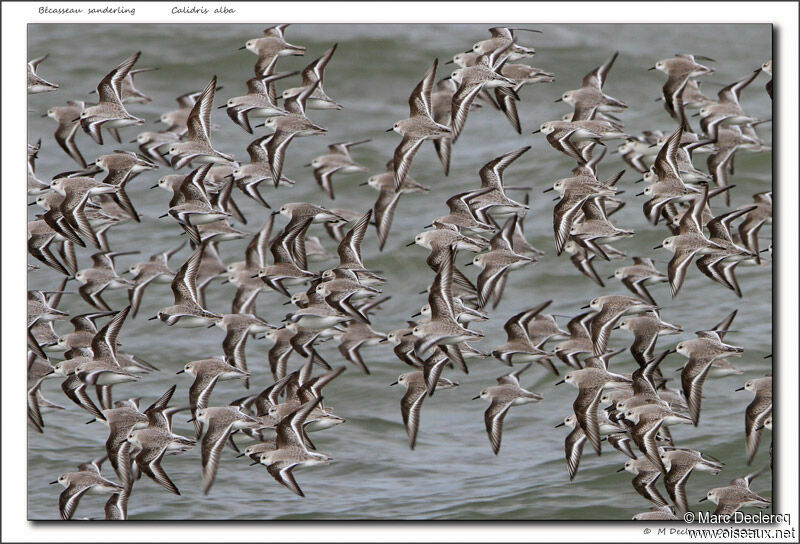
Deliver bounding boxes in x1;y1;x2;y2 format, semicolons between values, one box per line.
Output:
554;98;563;103
28;201;36;206
385;128;394;132
464;262;473;266
692;113;700;117
634;179;644;184
49;480;59;485
471;395;481;400
236;453;245;458
238;46;246;50
389;381;398;386
444;59;454;65
607;275;615;280
554;380;565;386
406;241;416;247
411;312;421;318
698;497;707;502
543;187;554;193
217;105;227;109
616;467;625;473
187;417;195;423
282;300;291;306
653;244;663;249
358;182;368;186
648;66;656;71
148;315;158;321
176;369;184;374
636;191;645;196
531;129;541;134
40;113;48;118
580;305;590;309
554;422;565;428
735;386;745;391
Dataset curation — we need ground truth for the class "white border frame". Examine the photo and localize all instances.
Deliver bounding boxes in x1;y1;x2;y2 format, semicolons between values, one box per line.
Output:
3;2;797;542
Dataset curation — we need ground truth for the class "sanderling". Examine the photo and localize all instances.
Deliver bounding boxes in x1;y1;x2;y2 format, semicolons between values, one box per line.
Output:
474;363;543;454
390;58;452;188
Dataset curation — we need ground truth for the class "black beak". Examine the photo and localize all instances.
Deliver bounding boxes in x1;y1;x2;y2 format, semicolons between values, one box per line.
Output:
636;191;645;196
187;417;195;423
653;244;663;250
580;305;590;309
71;117;80;123
406;241;416;247
148;315;158;321
735;386;745;391
543;187;554;193
531;129;541;134
49;480;59;485
150;184;159;189
445;59;454;65
648;66;656;71
554;422;565;428
129;139;137;143
692;113;700;117
385;128;394;132
28;201;36;206
554;98;563;103
616;467;625;473
389;381;398;386
698;497;707;502
554;380;565;386
41;113;48;117
176;369;184;374
236;453;245;458
217;105;227;109
607;275;615;280
411;312;421;318
472;395;481;400
238;46;247;50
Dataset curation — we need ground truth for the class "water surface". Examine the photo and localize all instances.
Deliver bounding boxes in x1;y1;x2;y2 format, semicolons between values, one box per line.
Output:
27;23;772;520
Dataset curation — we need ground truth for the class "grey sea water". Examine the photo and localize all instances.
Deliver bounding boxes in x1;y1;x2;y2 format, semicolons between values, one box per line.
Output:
27;23;772;520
